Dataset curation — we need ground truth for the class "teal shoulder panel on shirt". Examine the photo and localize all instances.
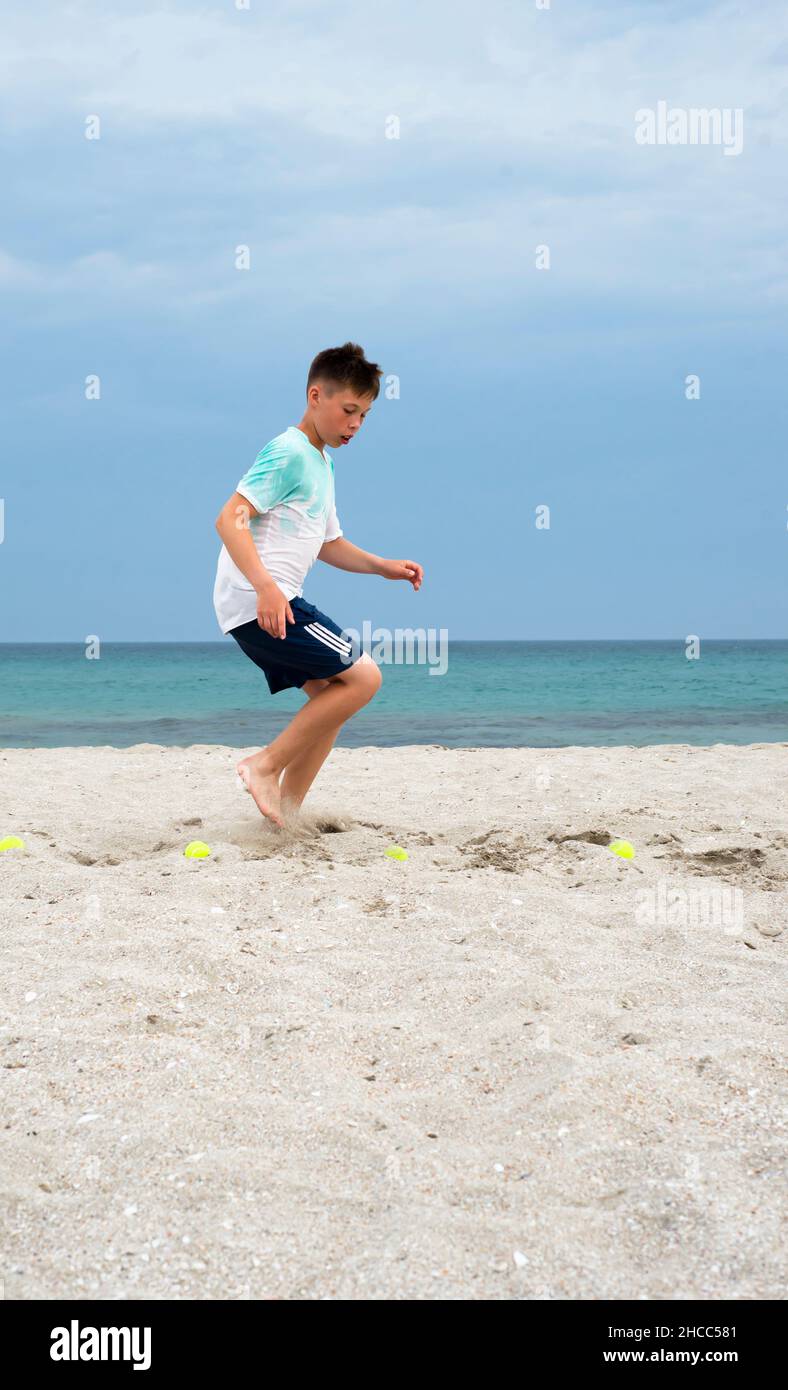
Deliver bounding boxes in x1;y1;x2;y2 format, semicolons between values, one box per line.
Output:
235;432;305;514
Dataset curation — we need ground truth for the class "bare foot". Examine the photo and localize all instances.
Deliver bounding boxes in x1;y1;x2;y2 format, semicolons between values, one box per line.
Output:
236;752;284;828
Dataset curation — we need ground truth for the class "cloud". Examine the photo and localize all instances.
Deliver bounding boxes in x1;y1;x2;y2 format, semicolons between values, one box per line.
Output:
0;248;39;287
1;0;785;141
0;0;785;328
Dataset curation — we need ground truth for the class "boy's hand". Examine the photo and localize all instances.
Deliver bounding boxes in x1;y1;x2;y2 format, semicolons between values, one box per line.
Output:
378;558;423;591
256;581;294;638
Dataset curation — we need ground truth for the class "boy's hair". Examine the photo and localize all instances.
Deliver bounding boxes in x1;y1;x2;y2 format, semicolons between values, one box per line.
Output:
307;342;383;401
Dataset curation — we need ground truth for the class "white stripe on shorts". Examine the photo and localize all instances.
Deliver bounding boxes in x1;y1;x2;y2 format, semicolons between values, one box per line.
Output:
310;620;351;651
305;622;351;656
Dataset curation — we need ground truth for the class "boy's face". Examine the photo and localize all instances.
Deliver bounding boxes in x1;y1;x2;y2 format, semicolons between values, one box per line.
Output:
313;384;374;449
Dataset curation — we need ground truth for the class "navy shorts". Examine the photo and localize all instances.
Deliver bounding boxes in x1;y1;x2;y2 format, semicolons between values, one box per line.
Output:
228;595;364;695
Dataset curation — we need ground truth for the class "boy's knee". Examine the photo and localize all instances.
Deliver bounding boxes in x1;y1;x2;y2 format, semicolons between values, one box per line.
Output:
354;652;383;699
333;651;381;701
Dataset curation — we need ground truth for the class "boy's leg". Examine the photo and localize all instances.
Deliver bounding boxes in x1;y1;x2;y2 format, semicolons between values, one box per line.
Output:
279;678;337;812
237;654;382;826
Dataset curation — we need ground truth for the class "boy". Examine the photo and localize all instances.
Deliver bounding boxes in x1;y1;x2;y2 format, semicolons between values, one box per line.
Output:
213;342;423;829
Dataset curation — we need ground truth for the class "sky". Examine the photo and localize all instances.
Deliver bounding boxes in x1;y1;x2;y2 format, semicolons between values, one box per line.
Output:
1;0;786;641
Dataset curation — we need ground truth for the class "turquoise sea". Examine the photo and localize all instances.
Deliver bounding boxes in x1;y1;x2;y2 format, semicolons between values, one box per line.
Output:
0;641;785;748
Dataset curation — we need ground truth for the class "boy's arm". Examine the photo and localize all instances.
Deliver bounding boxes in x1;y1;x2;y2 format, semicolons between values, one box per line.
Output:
317;537;383;574
215;493;274;589
318;537;423;590
215;493;293;638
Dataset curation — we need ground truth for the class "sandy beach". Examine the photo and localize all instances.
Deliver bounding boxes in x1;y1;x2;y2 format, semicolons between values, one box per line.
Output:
1;741;785;1301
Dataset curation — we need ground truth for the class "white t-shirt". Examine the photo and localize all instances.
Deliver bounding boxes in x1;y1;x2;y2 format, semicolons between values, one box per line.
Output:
213;425;343;635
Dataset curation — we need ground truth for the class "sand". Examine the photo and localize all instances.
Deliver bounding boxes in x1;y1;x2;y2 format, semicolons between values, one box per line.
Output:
1;741;786;1301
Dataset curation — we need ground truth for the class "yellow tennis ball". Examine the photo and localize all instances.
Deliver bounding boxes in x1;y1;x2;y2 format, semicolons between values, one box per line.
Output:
184;840;211;859
385;845;408;862
0;835;25;852
608;839;635;860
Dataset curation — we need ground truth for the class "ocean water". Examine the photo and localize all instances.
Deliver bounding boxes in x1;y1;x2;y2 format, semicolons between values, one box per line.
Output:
0;640;785;749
